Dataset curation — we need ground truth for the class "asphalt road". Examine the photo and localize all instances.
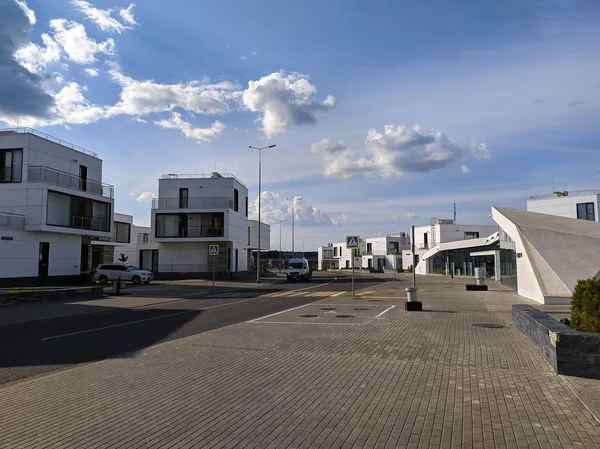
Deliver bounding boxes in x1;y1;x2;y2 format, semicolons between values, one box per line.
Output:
0;274;386;384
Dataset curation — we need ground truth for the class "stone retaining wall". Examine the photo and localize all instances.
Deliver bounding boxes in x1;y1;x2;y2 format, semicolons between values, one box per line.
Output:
513;304;600;379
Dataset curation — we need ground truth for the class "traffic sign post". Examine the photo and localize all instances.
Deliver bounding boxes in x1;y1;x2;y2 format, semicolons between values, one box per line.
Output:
209;244;219;287
346;236;360;296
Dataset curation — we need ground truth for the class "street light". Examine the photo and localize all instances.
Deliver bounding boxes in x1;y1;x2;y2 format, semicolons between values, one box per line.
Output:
250;144;276;283
301;241;309;258
276;219;287;272
286;196;302;258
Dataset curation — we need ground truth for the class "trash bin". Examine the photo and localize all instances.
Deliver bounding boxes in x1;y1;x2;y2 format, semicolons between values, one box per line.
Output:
474;267;486;286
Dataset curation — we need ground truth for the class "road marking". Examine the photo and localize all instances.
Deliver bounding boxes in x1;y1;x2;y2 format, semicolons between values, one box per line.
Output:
41;298;260;341
374;305;396;318
355;290;375;296
247;304;312;323
330;291;345;297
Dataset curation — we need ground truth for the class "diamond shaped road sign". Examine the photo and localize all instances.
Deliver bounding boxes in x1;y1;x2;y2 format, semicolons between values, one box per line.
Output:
346;236;360;249
209;244;219;256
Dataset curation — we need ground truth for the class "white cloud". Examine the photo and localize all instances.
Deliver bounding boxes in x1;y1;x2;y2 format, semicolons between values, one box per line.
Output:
470;141;492;160
241;71;335;137
50;82;107;124
239;56;248;60
14;33;61;73
107;69;241;117
154;113;225;143
135;191;153;202
132;117;147;123
461;165;471;173
71;1;136;34
15;0;36;24
407;212;420;219
248;192;347;226
84;68;99;77
50;19;115;64
312;124;462;178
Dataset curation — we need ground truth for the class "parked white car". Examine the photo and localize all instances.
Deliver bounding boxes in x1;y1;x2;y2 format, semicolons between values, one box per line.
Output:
92;263;153;284
286;258;313;281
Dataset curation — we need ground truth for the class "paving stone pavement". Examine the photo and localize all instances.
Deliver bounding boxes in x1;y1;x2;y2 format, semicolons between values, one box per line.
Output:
1;275;599;448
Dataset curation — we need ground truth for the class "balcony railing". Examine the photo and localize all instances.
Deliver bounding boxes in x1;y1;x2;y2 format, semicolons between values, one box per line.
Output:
528;189;600;201
71;215;111;232
152;197;233;210
0;128;99;158
156;226;224;238
161;172;246;187
0;212;25;230
28;166;114;198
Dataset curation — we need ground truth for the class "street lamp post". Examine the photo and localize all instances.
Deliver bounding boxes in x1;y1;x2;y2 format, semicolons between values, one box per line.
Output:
286;196;302;258
249;144;276;283
301;241;308;258
276;219;287;272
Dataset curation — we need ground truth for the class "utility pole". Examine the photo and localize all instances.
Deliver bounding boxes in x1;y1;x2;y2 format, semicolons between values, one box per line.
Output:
276;219;287;272
286;196;302;258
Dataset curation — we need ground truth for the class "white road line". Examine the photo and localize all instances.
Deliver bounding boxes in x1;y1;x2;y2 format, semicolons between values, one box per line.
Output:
254;321;365;326
374;305;396;318
247;304;311;323
41;298;260;341
330;291;345;297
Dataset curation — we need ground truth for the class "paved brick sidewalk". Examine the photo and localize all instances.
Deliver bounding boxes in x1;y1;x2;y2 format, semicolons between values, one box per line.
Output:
1;275;598;448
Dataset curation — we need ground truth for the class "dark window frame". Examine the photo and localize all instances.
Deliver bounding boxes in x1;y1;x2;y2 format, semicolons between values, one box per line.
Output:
46;190;111;232
0;148;23;183
464;231;480;239
179;188;188;209
576;202;595;221
115;221;131;243
234;188;239;212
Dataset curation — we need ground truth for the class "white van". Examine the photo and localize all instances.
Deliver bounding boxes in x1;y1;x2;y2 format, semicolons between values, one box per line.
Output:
287;258;312;281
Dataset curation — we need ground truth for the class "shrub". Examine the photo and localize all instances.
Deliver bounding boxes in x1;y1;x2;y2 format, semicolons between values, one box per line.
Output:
571;278;600;333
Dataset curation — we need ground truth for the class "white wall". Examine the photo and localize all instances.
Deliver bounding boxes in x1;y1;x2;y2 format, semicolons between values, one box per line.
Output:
413;223;498;249
157;176;248;212
248;219;270;251
0;229;82;278
527;194;600;222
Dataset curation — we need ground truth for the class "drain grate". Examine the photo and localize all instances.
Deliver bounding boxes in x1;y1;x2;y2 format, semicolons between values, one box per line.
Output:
472;323;504;329
321;307;337;311
299;314;318;318
335;314;354;318
353;308;369;311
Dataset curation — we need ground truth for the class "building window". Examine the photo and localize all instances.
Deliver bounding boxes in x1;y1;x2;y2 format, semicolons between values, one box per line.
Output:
245;196;248;217
138;233;149;243
334;247;338;257
576;202;595;221
1;149;23;183
46;191;110;231
423;233;428;248
248;226;251;245
140;249;158;272
115;221;131;243
345;260;350;268
367;243;372;253
464;231;479;239
234;188;239;212
179;188;188;209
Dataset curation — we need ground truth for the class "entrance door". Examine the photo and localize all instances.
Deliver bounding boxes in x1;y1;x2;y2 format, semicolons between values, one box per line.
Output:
39;242;49;277
80;244;89;272
377;258;384;271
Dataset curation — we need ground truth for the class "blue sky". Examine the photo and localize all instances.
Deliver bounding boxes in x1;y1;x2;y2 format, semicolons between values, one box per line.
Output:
1;0;599;249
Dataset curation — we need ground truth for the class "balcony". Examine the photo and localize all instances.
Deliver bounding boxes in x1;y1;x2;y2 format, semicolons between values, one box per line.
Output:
152;197;233;210
0;212;25;230
156;226;224;239
70;216;111;232
28;166;114;198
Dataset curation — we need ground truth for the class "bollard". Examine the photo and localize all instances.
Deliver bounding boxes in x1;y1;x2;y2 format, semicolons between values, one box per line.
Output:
117;276;121;295
405;287;422;311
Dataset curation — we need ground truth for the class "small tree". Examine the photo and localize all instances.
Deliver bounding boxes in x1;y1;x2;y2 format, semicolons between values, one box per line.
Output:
570;278;600;333
118;253;128;263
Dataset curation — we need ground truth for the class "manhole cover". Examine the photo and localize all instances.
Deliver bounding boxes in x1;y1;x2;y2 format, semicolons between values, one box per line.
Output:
335;314;354;318
353;308;370;311
472;323;504;329
299;314;318;318
368;299;383;302
321;307;337;311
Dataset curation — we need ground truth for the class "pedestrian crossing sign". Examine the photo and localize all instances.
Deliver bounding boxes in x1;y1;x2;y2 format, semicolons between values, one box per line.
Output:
346;236;360;249
209;244;219;256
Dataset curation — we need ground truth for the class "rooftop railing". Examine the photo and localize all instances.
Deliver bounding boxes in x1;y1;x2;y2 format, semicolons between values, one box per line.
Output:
160;172;247;188
28;166;114;198
528;189;600;200
0;128;99;158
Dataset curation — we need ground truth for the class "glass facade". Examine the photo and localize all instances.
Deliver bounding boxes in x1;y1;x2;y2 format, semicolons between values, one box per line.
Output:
429;244;498;277
499;228;517;290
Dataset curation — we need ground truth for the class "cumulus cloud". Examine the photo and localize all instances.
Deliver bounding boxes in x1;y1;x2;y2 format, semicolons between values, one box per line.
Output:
0;0;54;118
72;1;136;34
312;125;462;178
107;69;240;117
15;0;36;24
470;141;492;160
154;113;225;143
461;165;471;173
249;192;347;227
85;68;99;77
51;19;115;64
14;33;62;73
135;191;153;202
242;71;335;137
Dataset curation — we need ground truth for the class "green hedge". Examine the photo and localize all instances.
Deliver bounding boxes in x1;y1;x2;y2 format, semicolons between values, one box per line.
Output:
571;278;600;333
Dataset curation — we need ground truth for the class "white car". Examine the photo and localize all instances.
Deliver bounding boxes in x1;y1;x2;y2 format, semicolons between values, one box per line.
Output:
287;258;313;281
92;263;153;285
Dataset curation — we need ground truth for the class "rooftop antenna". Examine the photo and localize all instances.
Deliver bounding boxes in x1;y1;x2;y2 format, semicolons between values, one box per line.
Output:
453;203;456;224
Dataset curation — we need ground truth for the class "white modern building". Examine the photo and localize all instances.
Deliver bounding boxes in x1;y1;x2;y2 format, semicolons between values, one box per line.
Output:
0;128;114;284
317;239;365;270
527;189;599;222
362;234;408;271
402;219;498;270
492;206;600;305
149;172;270;276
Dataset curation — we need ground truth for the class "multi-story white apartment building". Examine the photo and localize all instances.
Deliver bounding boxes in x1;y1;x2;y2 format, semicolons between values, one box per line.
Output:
0;128;114;284
402;219;498;270
317;239;366;270
361;234;408;271
526;189;599;222
149;172;269;276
